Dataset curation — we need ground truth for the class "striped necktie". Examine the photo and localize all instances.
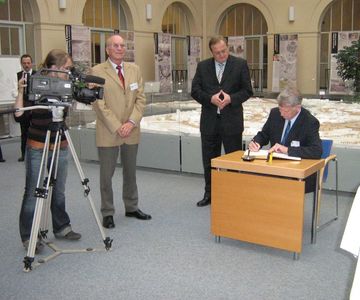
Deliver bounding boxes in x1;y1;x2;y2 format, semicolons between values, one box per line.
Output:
281;121;291;144
116;65;125;87
217;63;224;83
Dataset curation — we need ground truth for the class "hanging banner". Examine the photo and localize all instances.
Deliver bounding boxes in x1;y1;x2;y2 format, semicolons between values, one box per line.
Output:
227;36;245;58
155;33;172;93
118;30;135;62
272;34;298;92
329;31;360;94
187;36;202;92
65;25;92;110
65;25;91;73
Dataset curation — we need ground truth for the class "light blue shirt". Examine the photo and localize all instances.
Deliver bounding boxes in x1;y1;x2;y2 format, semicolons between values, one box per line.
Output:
281;109;301;142
215;61;226;79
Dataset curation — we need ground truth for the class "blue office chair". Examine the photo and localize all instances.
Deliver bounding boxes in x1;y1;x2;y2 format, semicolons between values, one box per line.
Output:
316;139;339;231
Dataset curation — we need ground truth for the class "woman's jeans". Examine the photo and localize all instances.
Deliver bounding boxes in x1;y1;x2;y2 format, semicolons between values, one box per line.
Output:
19;145;71;242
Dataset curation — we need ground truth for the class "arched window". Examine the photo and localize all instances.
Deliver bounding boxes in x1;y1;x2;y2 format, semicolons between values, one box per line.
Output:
218;4;268;92
319;0;360;90
82;0;128;66
161;2;190;89
162;2;190;35
0;0;34;57
218;4;267;36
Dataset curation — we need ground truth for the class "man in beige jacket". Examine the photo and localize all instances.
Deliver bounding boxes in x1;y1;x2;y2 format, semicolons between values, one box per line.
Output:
91;34;151;228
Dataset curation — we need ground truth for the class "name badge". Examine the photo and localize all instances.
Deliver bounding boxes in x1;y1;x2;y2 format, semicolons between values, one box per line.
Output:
130;82;138;91
291;140;300;147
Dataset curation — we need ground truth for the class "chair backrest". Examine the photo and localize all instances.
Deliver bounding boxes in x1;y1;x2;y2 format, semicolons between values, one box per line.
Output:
321;139;333;182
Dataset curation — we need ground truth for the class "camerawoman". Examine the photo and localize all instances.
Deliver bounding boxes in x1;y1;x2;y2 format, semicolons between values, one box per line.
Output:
13;49;104;252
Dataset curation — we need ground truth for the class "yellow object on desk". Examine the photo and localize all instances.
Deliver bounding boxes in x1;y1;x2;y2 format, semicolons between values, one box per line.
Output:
268;152;273;163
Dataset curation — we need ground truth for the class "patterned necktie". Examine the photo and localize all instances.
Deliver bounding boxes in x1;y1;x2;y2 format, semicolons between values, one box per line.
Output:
24;72;30;94
116;65;125;87
24;72;30;82
217;63;224;83
281;121;291;144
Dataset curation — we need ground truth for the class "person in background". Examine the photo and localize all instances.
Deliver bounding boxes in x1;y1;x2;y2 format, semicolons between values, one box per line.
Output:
248;87;322;193
16;54;36;162
0;145;4;162
14;49;81;252
191;35;253;207
91;34;151;229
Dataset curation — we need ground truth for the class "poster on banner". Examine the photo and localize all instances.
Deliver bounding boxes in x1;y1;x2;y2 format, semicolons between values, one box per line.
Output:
154;33;172;93
65;25;92;110
329;31;360;94
272;34;298;92
118;30;135;62
228;36;245;58
65;25;91;73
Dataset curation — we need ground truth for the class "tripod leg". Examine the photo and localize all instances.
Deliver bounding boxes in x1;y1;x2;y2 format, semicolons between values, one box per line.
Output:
64;130;112;250
40;185;52;239
23;197;45;271
40;131;62;239
24;130;54;271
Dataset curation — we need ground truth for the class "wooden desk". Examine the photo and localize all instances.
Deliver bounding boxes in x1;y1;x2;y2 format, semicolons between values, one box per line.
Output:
211;151;324;257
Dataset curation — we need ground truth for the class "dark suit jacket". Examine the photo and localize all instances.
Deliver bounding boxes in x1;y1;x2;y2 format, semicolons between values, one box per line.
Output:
253;107;323;192
17;70;36;102
17;70;36;82
15;70;36;124
191;55;253;136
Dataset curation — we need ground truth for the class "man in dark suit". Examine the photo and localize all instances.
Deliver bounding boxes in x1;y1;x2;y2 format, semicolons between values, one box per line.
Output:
16;54;35;162
248;87;322;193
191;35;253;207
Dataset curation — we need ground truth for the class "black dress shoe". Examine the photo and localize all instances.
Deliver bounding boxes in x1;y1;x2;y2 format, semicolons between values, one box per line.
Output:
0;159;5;163
197;196;211;207
125;209;152;220
18;157;24;162
103;216;115;228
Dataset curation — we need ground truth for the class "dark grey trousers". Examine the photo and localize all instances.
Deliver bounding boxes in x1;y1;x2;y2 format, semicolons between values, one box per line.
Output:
98;144;139;217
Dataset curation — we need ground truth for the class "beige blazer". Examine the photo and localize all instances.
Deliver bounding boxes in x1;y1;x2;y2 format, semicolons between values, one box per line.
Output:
91;60;146;147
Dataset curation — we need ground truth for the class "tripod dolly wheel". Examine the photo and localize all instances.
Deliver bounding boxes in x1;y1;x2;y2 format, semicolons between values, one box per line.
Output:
104;237;113;250
23;256;34;272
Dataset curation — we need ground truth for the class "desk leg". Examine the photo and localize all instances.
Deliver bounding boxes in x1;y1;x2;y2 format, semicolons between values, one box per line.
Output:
215;236;221;243
311;170;320;244
293;252;300;260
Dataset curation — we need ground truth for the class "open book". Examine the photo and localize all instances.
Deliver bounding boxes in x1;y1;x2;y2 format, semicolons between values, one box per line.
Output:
242;149;301;161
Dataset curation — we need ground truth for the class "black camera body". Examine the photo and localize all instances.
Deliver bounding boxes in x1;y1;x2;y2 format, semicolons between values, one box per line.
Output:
28;75;73;103
28;68;104;105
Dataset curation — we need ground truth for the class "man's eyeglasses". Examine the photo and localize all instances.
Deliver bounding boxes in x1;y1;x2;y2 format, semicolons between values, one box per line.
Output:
109;43;126;49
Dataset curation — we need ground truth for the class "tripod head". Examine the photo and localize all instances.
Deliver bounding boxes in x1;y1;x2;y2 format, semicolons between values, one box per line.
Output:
45;98;71;123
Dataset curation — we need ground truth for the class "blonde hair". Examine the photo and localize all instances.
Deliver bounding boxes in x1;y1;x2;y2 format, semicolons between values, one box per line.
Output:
41;49;72;69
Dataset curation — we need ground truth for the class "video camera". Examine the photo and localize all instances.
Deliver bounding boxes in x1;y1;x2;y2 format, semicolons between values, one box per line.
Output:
27;67;105;105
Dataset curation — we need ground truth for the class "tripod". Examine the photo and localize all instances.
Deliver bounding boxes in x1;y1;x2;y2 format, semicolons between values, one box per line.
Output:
23;104;112;272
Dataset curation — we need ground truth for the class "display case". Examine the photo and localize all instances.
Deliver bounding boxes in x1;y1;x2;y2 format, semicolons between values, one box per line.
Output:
68;90;200;172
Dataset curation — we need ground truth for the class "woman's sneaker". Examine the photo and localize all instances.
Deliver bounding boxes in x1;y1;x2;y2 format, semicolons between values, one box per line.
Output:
54;230;81;240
